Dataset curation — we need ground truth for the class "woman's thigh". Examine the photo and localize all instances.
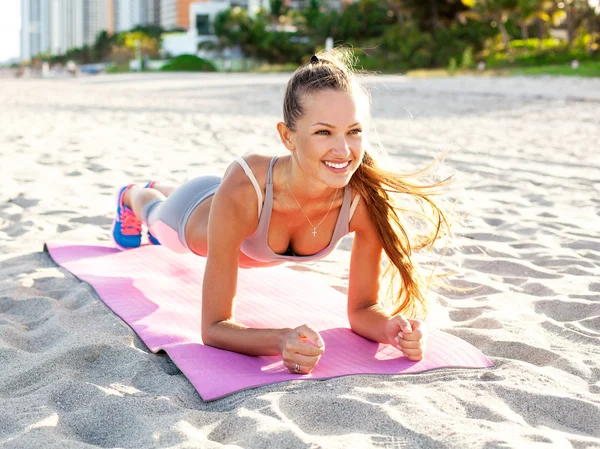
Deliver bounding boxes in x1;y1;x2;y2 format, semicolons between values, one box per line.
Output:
184;193;215;257
146;175;221;253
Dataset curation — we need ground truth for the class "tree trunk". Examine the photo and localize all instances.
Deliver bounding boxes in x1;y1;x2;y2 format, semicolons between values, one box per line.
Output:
536;18;543;50
566;4;575;49
520;23;529;39
388;0;404;27
429;0;439;29
497;17;510;50
587;5;596;54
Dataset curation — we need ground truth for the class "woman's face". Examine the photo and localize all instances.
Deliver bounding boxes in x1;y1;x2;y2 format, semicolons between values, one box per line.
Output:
288;89;366;189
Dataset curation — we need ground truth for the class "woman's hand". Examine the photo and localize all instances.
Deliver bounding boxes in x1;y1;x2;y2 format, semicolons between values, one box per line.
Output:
385;315;428;361
281;325;325;374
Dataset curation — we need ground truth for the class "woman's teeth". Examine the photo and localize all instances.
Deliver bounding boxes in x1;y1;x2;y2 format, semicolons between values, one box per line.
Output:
324;161;349;169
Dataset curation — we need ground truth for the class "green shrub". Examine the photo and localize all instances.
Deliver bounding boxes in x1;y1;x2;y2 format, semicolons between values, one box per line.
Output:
485;48;594;68
160;54;217;72
460;45;474;69
511;60;600;77
411;48;433;68
508;38;563;51
105;61;131;73
481;33;599;69
355;52;410;73
447;57;458;75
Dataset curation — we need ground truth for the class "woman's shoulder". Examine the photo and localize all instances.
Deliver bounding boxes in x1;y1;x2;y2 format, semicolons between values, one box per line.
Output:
216;153;278;210
348;191;373;235
223;153;277;189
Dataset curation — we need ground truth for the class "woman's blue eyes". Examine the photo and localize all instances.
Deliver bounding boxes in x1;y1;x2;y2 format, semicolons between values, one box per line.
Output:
316;129;362;135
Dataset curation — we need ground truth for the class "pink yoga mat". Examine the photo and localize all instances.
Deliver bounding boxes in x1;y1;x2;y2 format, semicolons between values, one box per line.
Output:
45;242;493;401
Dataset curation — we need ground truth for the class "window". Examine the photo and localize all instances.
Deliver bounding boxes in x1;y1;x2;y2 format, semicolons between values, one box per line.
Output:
196;14;210;35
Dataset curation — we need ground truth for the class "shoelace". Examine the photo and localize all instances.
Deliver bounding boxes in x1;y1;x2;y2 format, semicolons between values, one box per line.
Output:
120;208;142;235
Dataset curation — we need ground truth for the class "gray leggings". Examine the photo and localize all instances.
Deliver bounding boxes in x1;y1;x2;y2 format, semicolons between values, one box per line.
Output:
141;175;221;253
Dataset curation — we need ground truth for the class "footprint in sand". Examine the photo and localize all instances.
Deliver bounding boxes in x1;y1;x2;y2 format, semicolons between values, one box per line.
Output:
565;239;600;251
69;215;113;226
519;282;556;297
449;307;486;321
534;299;600;322
463;259;561;279
9;194;39;209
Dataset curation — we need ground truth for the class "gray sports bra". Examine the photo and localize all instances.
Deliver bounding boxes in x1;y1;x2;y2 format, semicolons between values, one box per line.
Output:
238;156;360;263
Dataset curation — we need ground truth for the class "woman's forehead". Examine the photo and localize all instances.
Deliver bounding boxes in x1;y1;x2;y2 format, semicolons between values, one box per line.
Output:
300;90;367;123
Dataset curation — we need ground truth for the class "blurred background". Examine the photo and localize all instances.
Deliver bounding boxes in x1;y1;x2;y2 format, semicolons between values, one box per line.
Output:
1;0;599;77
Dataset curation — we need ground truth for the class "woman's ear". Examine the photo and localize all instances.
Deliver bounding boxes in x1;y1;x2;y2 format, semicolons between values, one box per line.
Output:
276;122;295;151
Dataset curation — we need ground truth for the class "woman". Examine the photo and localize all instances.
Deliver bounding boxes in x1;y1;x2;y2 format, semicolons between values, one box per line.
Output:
111;49;452;375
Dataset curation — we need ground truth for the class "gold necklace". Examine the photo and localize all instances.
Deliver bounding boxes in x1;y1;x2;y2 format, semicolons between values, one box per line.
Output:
286;179;338;237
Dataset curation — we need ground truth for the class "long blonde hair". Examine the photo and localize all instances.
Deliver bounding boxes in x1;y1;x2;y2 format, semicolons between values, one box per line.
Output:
283;48;455;319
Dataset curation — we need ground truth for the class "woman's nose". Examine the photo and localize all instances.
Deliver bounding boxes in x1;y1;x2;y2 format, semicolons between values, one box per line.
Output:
331;137;352;157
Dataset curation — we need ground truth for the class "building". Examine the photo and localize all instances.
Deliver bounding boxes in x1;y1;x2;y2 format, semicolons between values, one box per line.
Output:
21;0;110;60
110;0;162;33
160;0;202;30
162;0;268;58
84;0;109;45
188;0;268;37
20;0;42;61
58;0;85;53
148;0;162;24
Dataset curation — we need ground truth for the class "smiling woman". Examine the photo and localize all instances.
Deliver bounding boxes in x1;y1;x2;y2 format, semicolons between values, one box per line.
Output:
109;47;456;376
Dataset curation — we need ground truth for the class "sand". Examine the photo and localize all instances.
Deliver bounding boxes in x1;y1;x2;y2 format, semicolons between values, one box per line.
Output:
1;72;599;448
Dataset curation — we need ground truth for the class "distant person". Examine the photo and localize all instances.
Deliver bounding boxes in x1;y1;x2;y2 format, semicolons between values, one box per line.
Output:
66;60;78;76
110;48;454;375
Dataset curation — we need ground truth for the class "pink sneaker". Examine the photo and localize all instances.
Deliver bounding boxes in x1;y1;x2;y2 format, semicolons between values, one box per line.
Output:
111;184;142;250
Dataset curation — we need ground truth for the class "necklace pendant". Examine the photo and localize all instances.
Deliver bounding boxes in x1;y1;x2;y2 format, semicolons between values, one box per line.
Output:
312;229;317;237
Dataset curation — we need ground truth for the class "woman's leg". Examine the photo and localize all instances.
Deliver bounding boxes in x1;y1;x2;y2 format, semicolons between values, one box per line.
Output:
123;186;163;220
148;182;177;198
123;176;221;255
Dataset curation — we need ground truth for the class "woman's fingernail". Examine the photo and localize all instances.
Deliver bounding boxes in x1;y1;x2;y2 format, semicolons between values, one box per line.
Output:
398;333;404;340
316;338;324;347
394;336;399;344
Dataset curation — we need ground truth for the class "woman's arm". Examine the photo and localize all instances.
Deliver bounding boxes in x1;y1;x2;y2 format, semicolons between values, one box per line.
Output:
200;162;287;354
347;197;426;360
200;161;324;370
347;196;390;343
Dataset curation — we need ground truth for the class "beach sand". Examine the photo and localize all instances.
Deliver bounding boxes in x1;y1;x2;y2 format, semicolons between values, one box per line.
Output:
1;73;599;448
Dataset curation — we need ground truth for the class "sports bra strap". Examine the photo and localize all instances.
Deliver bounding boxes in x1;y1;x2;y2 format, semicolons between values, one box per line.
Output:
349;194;360;221
235;157;263;219
266;156;278;184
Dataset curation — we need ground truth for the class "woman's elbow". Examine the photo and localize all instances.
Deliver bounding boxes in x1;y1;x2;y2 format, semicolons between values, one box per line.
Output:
201;320;219;347
347;311;362;334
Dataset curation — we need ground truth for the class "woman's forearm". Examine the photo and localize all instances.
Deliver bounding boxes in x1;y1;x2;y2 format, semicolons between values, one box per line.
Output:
203;320;293;356
348;303;392;344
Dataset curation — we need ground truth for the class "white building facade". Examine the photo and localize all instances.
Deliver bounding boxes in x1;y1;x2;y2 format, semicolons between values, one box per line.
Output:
113;0;162;32
162;0;270;58
20;0;42;61
58;0;86;53
21;0;159;60
84;0;109;45
21;0;109;60
160;0;178;30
